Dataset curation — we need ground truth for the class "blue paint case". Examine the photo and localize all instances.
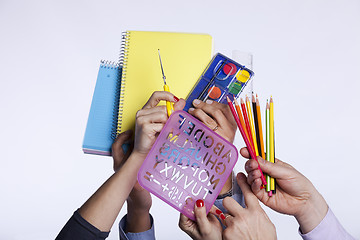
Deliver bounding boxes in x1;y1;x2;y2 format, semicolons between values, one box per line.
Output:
184;53;254;111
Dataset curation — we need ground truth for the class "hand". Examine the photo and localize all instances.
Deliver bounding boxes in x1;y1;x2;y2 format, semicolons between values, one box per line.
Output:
112;130;151;211
221;173;277;240
189;99;237;195
242;147;328;234
189;99;237;143
133;91;185;157
112;131;152;233
113;91;185;233
179;200;222;240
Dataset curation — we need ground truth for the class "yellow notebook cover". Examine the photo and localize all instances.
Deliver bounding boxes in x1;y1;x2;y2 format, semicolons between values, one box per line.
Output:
117;31;213;134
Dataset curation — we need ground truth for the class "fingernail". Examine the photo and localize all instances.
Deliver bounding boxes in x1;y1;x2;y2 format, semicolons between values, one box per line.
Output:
215;209;222;215
196;199;204;208
189;108;195;112
193;99;201;105
205;99;213;104
236;172;242;180
173;96;179;102
220;213;226;220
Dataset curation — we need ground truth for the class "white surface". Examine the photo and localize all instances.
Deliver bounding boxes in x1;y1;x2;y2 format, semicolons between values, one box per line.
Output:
1;0;359;239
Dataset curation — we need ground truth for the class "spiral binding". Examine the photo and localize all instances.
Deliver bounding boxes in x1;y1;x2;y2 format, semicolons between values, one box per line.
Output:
116;31;131;135
100;60;120;68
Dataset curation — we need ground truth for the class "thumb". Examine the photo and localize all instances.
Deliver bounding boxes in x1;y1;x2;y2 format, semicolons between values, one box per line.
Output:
193;199;212;234
257;157;291;179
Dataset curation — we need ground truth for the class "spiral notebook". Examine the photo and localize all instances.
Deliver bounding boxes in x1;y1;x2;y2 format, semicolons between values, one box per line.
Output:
116;31;213;135
82;61;121;156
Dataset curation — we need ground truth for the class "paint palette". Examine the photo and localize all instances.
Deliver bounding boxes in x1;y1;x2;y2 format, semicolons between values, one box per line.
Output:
138;110;238;220
184;53;254;111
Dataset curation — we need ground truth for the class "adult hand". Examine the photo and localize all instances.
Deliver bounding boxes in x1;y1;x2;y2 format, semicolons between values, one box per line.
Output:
189;98;237;195
220;172;276;240
113;91;185;233
189;99;237;143
179;200;223;240
242;147;328;234
133;91;185;157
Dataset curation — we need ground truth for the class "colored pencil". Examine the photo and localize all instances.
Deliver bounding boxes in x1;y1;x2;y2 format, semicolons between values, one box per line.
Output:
227;96;267;185
256;94;265;160
273;130;276;194
253;93;267;190
246;95;259;156
270;96;275;191
234;97;250;143
252;93;262;158
265;101;272;193
240;98;255;153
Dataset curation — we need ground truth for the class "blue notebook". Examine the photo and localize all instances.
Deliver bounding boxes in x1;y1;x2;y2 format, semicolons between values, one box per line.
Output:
82;60;121;156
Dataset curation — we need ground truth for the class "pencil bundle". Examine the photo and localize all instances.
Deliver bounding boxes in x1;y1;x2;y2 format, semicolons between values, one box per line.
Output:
226;93;276;196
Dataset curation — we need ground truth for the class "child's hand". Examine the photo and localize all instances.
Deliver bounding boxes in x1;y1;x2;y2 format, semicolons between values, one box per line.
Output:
242;147;328;234
179;201;223;240
221;173;277;240
133;91;184;157
188;99;237;143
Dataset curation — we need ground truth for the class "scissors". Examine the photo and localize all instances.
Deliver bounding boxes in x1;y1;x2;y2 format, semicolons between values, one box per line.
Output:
158;49;174;117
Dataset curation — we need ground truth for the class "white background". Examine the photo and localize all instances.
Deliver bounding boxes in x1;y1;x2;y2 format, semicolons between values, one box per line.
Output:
1;0;359;239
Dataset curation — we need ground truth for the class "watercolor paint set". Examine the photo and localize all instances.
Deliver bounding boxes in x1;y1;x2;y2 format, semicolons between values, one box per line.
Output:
184;53;254;111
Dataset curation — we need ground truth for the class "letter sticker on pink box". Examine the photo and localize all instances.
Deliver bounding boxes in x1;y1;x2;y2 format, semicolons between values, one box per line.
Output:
138;110;238;220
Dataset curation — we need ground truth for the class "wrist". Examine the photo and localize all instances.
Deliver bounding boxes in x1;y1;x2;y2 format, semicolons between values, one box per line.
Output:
131;149;149;160
126;206;151;233
127;199;151;214
295;189;328;234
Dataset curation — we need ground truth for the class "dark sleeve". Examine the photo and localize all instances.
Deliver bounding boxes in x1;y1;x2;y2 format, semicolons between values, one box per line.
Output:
55;209;110;240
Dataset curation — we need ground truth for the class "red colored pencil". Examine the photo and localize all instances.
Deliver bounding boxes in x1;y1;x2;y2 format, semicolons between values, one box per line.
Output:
227;96;267;185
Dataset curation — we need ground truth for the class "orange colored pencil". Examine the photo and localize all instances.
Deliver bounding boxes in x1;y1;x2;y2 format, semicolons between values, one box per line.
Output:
234;97;250;143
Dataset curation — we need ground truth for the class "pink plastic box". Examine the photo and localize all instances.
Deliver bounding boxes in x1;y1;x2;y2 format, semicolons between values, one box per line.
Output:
138;110;238;220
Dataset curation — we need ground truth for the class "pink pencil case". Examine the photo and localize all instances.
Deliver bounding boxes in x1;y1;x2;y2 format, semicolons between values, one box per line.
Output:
138;110;238;220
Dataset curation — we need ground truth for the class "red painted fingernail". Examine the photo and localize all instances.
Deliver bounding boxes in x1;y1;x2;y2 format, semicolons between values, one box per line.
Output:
174;96;179;102
196;199;204;208
215;209;222;215
260;185;265;189
220;213;226;220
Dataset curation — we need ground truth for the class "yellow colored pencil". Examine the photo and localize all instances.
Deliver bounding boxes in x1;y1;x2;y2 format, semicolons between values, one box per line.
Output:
265;101;272;193
246;95;259;156
270;96;275;191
